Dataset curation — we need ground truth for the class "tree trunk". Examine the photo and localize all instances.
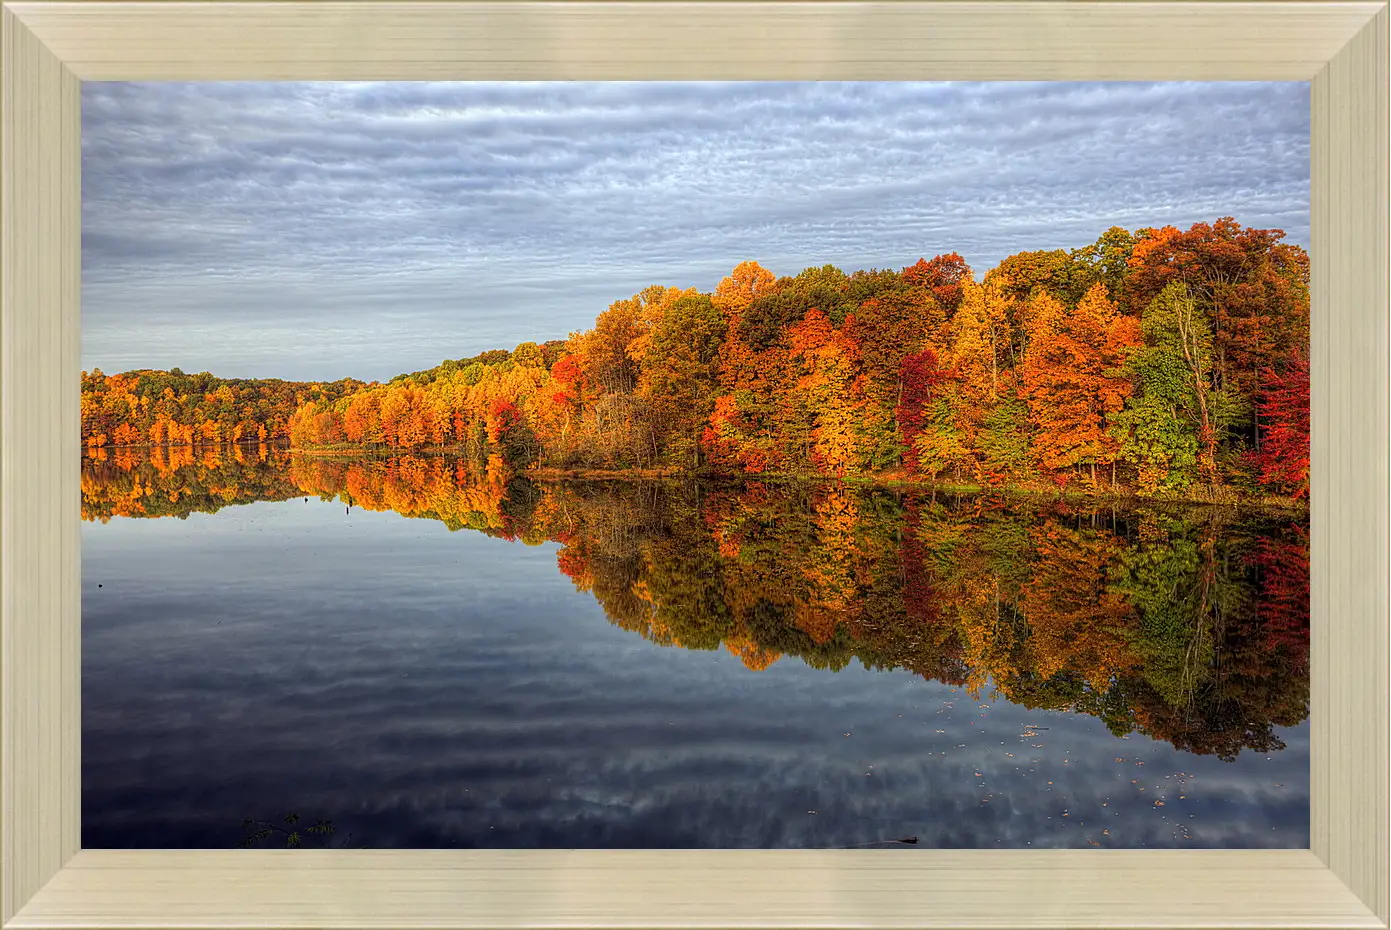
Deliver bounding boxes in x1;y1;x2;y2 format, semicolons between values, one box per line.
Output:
1175;290;1220;485
1253;369;1262;451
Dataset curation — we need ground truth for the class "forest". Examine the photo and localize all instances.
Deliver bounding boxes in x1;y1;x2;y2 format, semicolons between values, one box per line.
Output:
81;218;1310;502
81;368;365;450
83;447;1310;763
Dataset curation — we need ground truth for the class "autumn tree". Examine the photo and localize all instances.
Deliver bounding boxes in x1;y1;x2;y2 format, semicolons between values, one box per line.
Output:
635;293;726;467
943;276;1020;483
900;253;971;314
786;308;867;477
1124;218;1309;451
706;262;796;475
1111;282;1234;492
1019;285;1139;486
1069;226;1139;302
844;274;945;466
897;349;966;479
1250;351;1309;498
712;260;777;322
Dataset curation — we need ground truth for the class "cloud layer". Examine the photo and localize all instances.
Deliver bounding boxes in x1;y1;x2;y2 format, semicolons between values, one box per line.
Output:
81;81;1310;381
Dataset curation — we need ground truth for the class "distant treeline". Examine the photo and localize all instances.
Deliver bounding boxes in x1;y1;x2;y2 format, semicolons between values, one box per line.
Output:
82;218;1310;501
81;368;366;448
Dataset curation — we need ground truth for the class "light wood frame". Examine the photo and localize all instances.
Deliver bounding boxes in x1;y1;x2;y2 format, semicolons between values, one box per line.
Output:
1;1;1387;927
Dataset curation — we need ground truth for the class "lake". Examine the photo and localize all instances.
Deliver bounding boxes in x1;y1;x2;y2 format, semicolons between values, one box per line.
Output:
81;446;1309;849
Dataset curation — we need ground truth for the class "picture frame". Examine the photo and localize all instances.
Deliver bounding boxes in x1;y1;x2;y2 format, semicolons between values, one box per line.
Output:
2;1;1386;927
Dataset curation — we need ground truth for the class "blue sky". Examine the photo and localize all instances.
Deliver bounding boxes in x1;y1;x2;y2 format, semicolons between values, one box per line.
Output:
81;81;1310;383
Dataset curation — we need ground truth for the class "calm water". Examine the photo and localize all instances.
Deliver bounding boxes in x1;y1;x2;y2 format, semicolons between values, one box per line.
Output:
82;447;1309;849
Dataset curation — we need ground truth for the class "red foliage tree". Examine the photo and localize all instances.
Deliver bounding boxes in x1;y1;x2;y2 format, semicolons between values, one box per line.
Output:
902;253;971;314
1251;353;1309;498
896;349;952;473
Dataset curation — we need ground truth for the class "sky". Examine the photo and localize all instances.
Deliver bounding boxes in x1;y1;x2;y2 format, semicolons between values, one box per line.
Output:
81;81;1311;384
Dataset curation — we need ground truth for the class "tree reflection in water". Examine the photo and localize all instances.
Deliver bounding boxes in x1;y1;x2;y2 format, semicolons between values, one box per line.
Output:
83;446;1308;763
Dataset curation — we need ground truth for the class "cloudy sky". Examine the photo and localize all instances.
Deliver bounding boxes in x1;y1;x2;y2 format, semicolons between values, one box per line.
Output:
81;81;1310;383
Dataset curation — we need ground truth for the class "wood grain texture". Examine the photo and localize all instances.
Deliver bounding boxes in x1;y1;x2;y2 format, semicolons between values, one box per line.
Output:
0;1;1387;928
1309;6;1391;924
7;849;1385;929
0;5;82;926
6;1;1385;80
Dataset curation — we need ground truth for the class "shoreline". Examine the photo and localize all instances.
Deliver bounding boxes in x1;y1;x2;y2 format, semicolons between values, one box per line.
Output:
83;442;1306;513
523;467;1307;515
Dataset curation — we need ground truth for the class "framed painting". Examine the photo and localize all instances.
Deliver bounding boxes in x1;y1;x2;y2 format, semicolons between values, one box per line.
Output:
1;2;1386;929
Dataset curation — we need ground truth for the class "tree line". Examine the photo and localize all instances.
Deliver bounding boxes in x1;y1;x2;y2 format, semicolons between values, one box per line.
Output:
81;367;366;451
83;448;1310;762
83;218;1310;501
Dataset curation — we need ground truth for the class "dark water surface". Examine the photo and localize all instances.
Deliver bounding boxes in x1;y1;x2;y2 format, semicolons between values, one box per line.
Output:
82;448;1309;848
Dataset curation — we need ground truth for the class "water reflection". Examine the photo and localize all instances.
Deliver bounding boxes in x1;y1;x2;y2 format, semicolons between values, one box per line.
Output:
83;447;1309;765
